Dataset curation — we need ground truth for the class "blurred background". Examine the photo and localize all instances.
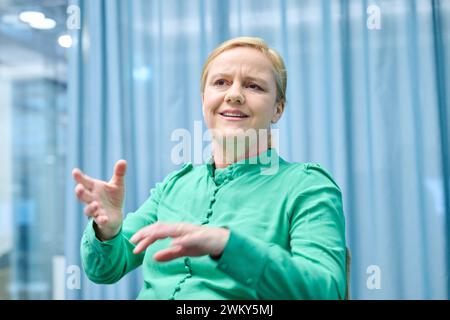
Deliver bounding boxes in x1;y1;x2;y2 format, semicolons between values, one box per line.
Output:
0;0;449;299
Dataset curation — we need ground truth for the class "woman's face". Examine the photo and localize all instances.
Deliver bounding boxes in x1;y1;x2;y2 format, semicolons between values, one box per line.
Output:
202;47;284;140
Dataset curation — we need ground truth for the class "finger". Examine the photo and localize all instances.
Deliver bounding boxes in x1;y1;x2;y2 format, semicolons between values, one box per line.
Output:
132;226;170;254
171;229;222;257
72;168;95;191
109;160;127;187
133;236;156;254
153;245;185;262
131;222;189;244
171;233;204;254
131;223;180;254
171;233;190;246
130;222;168;244
75;183;95;203
83;201;99;217
95;214;109;226
130;223;155;244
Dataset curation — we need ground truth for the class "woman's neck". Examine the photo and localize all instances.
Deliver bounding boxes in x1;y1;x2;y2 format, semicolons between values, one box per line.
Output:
211;138;270;169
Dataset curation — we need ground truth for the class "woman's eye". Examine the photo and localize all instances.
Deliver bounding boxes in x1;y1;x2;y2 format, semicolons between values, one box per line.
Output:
248;83;263;91
214;79;227;86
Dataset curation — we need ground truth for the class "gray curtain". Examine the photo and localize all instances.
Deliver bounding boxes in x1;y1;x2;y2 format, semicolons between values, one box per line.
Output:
66;0;450;299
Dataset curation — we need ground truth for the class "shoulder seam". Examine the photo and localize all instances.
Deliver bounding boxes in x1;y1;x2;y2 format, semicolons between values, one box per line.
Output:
305;164;341;191
165;162;193;184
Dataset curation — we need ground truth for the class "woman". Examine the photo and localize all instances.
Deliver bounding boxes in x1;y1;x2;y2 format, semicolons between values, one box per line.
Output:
72;37;347;300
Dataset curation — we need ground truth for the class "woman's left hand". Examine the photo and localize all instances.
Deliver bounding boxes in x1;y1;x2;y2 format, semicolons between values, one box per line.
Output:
130;222;230;261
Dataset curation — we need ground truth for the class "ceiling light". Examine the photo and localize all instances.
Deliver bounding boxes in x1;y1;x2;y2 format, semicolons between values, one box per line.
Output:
29;18;56;30
19;11;45;24
58;35;72;48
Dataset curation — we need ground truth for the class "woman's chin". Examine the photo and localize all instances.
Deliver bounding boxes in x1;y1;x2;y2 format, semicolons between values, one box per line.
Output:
214;127;248;139
211;127;261;146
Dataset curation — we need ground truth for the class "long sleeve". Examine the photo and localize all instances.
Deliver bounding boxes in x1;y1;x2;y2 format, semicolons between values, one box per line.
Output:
212;165;347;299
80;178;166;284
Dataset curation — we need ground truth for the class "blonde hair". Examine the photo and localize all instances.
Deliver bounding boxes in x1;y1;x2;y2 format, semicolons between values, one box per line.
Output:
200;37;287;105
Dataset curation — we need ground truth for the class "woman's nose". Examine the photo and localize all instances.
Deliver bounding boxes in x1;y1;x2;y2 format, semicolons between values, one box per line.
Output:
225;84;245;104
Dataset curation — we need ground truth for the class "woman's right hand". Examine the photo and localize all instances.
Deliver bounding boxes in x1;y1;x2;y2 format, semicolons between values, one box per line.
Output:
72;160;127;241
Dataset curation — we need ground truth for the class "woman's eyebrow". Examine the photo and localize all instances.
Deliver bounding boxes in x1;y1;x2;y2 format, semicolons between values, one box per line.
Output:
210;73;269;87
209;72;232;80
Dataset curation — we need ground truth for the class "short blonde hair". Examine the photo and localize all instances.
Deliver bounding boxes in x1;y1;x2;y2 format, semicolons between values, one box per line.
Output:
200;37;287;105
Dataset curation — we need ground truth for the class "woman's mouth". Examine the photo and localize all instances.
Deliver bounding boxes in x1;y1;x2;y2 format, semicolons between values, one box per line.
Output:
219;111;249;120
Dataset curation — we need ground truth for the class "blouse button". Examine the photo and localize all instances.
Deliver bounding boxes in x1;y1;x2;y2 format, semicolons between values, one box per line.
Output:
206;208;213;214
210;196;216;203
174;285;181;292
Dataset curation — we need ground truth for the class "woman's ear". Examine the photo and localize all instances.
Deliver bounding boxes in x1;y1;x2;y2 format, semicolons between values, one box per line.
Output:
271;101;285;124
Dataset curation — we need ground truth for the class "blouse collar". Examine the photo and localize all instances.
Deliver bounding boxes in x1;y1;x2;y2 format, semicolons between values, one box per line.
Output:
206;148;281;183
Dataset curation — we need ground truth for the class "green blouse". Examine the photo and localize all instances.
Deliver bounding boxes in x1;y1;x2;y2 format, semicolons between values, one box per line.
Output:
80;148;347;299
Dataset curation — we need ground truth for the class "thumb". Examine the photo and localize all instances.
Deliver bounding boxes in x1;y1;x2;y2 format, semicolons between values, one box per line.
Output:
110;159;127;187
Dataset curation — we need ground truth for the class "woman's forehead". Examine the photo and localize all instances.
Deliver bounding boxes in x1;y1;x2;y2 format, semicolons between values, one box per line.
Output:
208;47;275;76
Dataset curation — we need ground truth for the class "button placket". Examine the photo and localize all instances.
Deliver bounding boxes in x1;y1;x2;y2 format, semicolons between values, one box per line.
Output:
203;185;219;225
169;257;192;299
